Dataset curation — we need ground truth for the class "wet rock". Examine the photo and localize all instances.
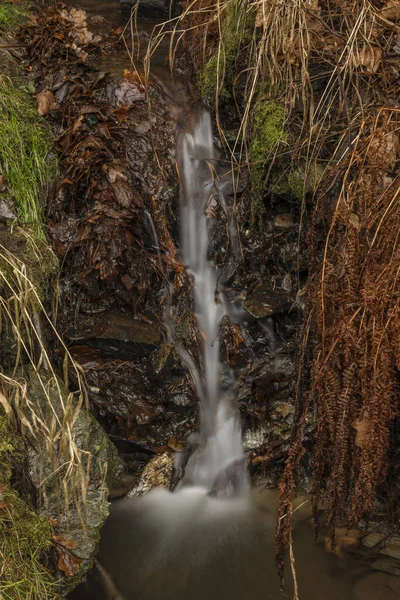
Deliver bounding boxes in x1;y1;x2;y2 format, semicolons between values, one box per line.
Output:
380;535;400;560
121;0;176;15
272;402;295;420
372;557;400;578
150;343;178;376
24;368;121;594
128;452;174;496
362;531;386;548
242;424;269;450
274;213;294;229
244;283;292;318
0;197;17;221
67;311;162;358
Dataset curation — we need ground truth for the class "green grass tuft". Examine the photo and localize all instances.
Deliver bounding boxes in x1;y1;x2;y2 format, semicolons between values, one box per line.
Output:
0;2;30;30
0;78;57;239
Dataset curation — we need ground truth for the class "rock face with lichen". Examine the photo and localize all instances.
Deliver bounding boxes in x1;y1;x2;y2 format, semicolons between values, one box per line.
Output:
24;369;121;595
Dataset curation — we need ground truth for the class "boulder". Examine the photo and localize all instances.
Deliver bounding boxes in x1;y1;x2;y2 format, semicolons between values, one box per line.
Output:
24;368;121;595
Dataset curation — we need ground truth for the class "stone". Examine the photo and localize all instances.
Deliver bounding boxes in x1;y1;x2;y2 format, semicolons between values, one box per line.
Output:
97;312;161;346
242;424;269;450
24;368;121;594
68;311;162;358
274;213;294;229
380;535;400;560
244;284;291;318
372;557;400;578
128;452;174;497
362;530;385;548
272;402;295;420
0;197;17;221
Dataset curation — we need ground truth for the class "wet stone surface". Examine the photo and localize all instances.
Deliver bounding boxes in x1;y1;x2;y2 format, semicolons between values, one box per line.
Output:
20;0;307;493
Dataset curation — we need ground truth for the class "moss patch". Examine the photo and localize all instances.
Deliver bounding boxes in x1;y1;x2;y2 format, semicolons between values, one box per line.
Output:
0;416;58;600
200;0;255;106
0;77;57;239
0;2;30;31
249;100;287;212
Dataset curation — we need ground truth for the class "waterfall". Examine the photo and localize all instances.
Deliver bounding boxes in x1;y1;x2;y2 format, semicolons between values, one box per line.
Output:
177;111;248;496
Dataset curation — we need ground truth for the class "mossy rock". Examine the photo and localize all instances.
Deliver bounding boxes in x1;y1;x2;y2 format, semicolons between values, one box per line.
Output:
249;100;288;213
200;0;255;107
21;369;121;595
0;416;59;599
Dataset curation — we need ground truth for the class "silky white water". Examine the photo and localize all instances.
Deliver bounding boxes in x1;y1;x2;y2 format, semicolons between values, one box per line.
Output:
177;110;248;494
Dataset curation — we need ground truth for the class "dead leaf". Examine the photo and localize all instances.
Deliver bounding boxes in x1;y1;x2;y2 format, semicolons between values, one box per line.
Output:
352;45;382;74
56;546;81;577
122;69;149;87
348;213;360;230
380;0;400;21
115;79;145;106
0;175;6;192
352;417;369;447
368;129;400;170
103;161;128;184
36;90;57;116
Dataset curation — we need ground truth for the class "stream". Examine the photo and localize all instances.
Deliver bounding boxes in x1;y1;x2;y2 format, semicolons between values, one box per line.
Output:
65;1;400;599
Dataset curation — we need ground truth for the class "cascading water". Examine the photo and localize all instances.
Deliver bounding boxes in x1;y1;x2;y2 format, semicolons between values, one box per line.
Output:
177;110;248;495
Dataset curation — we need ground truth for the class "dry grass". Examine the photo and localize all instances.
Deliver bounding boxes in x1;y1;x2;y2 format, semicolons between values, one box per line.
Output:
0;236;95;527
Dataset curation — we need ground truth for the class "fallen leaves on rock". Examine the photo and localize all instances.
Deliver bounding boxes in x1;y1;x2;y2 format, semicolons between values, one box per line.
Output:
53;534;82;577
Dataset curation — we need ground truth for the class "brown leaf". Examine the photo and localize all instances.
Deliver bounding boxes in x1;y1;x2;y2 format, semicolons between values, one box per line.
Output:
352;45;382;74
56;546;81;577
353;418;369;447
380;0;400;21
36;90;57;116
103;161;128;184
122;69;149;87
0;174;6;192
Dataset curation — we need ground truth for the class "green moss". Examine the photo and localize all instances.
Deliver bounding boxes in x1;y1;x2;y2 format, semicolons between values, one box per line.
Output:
288;169;305;199
0;416;58;600
0;2;30;30
0;78;57;240
200;0;255;106
249;100;287;212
